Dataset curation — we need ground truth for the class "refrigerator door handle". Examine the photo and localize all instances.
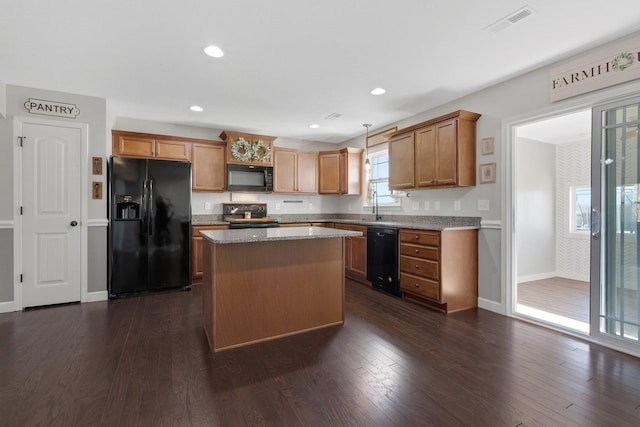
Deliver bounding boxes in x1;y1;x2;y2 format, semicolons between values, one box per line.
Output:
141;179;148;232
148;179;154;235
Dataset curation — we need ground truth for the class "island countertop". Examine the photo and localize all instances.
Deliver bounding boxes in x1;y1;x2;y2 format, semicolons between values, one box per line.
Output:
200;226;361;244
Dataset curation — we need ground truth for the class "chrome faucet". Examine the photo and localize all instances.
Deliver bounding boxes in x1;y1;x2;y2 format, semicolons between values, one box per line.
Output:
372;190;382;221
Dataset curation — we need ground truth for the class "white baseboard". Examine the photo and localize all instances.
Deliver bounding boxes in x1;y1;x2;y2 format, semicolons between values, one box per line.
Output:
555;272;590;283
86;291;108;302
517;272;556;283
0;300;17;313
478;297;505;314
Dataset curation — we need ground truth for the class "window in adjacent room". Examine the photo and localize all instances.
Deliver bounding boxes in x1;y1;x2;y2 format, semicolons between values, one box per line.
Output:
570;186;591;233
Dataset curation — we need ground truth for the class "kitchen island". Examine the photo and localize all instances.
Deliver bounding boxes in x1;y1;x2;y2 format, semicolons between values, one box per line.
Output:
200;226;361;352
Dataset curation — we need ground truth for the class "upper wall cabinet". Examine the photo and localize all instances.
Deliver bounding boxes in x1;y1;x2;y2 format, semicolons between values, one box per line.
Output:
192;143;226;192
318;147;363;195
273;148;318;194
389;110;481;190
112;131;192;161
220;130;276;166
112;130;226;192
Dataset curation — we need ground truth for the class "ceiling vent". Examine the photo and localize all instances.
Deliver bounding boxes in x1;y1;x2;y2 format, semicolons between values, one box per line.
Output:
484;5;535;33
324;113;343;120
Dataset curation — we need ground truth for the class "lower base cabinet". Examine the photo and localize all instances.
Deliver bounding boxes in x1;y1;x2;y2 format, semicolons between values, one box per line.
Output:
192;225;229;282
399;228;478;313
334;224;367;284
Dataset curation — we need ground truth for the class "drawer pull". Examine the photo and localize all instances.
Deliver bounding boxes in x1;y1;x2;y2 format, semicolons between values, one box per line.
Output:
415;235;419;240
415;249;420;254
415;265;419;269
415;283;420;288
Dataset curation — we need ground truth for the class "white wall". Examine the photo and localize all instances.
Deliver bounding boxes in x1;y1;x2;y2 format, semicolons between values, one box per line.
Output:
516;138;556;281
556;140;591;282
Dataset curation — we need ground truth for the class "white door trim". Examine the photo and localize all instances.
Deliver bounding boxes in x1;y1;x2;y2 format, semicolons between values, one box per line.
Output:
13;116;89;310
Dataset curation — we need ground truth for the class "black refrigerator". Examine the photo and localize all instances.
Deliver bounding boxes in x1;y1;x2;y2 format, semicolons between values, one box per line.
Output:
108;157;191;298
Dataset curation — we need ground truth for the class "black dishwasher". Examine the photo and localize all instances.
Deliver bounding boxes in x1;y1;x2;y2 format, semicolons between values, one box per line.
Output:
367;226;402;297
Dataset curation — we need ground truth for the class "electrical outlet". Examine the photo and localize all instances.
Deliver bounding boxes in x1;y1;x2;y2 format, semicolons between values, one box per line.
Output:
424;201;430;210
204;202;211;211
478;199;490;211
348;204;352;211
454;200;461;211
434;201;440;210
412;202;419;211
309;203;313;210
276;203;281;210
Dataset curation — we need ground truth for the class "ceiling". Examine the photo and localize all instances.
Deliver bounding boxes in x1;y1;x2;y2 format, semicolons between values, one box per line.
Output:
517;109;592;144
1;1;639;144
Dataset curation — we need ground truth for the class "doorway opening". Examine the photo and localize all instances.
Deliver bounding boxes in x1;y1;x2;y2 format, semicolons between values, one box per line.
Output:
514;109;592;333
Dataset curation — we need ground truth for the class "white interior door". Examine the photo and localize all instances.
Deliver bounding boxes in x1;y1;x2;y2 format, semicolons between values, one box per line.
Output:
21;120;82;307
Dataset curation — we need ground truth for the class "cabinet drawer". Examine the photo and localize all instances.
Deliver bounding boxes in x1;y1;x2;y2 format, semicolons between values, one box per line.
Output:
400;230;440;247
400;255;439;280
400;273;440;300
400;243;439;261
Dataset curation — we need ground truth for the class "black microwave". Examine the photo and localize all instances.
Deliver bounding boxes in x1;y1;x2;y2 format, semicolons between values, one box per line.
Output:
227;164;273;192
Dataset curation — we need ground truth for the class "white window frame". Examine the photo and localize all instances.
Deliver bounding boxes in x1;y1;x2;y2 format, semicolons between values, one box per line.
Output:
365;146;401;208
569;185;591;235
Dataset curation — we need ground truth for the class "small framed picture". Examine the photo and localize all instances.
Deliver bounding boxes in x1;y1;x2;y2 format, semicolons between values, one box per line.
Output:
481;137;494;155
479;162;496;184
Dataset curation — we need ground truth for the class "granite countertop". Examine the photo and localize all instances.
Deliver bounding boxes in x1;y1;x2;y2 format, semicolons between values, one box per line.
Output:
200;226;362;244
192;214;481;231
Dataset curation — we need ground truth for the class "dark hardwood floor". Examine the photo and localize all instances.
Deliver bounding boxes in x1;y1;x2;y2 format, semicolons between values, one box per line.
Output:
2;280;640;426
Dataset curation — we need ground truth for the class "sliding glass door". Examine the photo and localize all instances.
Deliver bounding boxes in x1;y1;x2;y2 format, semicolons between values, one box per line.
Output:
591;96;640;350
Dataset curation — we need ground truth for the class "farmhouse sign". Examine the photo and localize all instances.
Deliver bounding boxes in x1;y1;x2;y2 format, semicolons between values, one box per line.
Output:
24;98;80;118
550;34;640;102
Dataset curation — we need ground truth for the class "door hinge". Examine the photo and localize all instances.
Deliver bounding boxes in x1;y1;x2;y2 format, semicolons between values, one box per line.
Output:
17;136;25;147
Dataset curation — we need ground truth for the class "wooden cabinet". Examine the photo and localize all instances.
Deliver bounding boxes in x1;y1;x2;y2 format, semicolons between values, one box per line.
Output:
318;148;363;194
220;130;276;166
112;131;192;161
192;225;229;282
389;110;480;190
399;228;478;313
334;224;367;283
112;131;226;191
273;148;318;193
192;143;226;192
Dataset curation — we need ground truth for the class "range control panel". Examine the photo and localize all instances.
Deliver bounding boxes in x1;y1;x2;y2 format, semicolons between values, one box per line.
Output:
222;203;267;218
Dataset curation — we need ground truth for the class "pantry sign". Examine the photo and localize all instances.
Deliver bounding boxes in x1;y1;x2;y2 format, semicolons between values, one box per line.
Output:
550;34;640;102
24;98;80;118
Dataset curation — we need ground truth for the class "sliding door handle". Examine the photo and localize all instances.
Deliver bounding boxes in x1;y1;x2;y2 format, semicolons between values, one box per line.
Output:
591;209;600;239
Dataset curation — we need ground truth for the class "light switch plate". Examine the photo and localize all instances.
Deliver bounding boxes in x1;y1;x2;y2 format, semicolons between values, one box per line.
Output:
424;201;430;210
276;203;281;210
204;202;211;210
412;202;419;211
478;199;490;211
434;201;440;210
454;200;461;211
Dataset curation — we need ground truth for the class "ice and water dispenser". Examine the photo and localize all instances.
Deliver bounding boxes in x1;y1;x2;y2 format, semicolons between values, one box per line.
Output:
115;195;140;220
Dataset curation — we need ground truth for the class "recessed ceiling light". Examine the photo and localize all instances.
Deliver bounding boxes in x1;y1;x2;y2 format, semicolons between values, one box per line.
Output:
204;45;224;58
371;87;386;95
190;105;204;112
309;124;319;129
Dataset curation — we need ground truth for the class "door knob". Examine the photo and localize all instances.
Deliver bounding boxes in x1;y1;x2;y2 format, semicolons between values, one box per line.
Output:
70;221;78;227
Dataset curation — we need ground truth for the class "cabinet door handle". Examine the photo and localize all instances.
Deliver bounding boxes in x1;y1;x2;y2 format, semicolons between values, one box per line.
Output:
415;283;420;288
415;235;419;240
415;249;420;254
415;265;420;269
